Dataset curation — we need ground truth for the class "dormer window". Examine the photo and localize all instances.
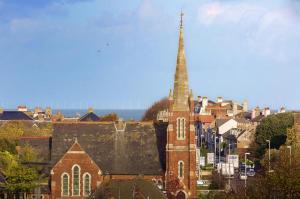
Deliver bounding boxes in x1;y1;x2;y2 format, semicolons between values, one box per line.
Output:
176;117;186;140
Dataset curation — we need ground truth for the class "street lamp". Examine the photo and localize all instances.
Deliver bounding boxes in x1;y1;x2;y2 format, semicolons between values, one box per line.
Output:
228;143;232;189
287;145;292;166
244;152;250;191
266;139;271;172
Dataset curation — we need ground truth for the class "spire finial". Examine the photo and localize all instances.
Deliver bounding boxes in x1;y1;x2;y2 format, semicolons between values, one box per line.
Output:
180;11;184;28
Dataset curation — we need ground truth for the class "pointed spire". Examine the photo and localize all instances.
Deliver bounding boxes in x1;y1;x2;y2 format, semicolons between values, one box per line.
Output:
172;11;190;111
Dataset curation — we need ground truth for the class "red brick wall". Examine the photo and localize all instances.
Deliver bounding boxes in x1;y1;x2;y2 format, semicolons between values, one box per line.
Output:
51;151;103;199
166;99;197;199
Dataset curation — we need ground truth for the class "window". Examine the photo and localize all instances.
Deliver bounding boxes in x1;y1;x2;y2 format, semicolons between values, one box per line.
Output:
83;173;91;196
72;165;80;196
178;161;184;179
176;118;186;140
61;173;69;196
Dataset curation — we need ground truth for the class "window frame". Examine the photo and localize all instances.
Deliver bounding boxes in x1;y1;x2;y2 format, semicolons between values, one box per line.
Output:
61;172;70;197
72;164;81;196
83;172;91;196
176;117;186;140
178;161;184;179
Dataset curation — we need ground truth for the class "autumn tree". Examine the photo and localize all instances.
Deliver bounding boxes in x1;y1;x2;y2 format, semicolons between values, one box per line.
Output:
142;97;168;121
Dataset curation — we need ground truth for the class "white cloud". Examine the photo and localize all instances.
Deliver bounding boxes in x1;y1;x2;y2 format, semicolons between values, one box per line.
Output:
198;2;264;25
10;18;40;33
137;0;157;19
198;1;300;63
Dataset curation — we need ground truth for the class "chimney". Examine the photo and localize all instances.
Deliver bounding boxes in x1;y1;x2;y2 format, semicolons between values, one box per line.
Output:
217;97;223;103
242;100;248;112
202;97;208;108
197;96;202;103
279;107;286;113
264;107;271;117
233;102;238;116
88;107;94;113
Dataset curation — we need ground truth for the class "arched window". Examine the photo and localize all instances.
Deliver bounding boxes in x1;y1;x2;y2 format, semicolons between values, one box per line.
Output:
61;173;69;196
72;165;80;196
83;173;91;196
178;161;184;179
176;118;186;140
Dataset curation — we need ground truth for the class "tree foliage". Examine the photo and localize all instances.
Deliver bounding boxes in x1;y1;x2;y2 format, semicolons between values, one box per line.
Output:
255;113;294;158
99;113;119;122
19;144;39;162
0;138;17;154
0;151;39;196
142;97;168;121
246;146;300;199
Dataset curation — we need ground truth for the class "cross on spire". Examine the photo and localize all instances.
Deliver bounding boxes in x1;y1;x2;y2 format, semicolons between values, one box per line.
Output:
180;11;184;28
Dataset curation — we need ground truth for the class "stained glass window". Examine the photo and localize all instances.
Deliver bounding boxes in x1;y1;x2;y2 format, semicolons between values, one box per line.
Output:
72;165;80;196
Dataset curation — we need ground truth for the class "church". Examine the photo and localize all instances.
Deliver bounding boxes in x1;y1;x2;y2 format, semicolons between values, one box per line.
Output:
28;14;197;199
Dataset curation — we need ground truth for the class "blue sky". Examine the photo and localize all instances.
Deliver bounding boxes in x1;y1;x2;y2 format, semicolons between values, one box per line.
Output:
0;0;300;110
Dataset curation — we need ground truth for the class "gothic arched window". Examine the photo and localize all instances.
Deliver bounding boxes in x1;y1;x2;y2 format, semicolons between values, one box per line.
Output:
72;165;80;196
61;173;69;196
178;161;184;179
176;118;186;140
83;173;91;196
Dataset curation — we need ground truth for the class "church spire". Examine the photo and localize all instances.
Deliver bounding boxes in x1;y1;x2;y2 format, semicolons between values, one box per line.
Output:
172;11;190;111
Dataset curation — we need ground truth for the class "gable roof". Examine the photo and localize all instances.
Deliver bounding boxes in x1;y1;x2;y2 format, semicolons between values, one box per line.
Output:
79;112;100;122
196;115;214;124
216;118;232;127
51;122;167;175
0;111;33;121
94;179;166;199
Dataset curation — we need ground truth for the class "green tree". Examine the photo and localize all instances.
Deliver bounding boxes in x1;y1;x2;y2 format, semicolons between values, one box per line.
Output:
0;122;24;139
247;146;300;199
2;165;39;198
19;144;39;162
255;113;294;158
0;138;17;154
0;151;40;198
0;151;18;174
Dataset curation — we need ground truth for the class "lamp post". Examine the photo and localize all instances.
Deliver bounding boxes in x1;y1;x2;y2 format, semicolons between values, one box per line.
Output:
228;143;232;189
219;136;221;164
214;134;217;168
287;145;292;166
266;139;271;172
244;152;250;196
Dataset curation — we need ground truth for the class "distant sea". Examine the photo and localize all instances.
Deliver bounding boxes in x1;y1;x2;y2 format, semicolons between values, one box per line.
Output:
52;109;145;121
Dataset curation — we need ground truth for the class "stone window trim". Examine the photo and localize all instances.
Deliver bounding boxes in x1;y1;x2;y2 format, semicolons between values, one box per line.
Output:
72;164;81;196
178;161;184;179
176;117;186;140
61;172;70;197
83;172;91;196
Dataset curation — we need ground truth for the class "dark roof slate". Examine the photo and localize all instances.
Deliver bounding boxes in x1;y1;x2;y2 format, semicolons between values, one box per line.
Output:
18;137;51;162
51;123;166;175
95;179;166;199
0;111;33;121
79;112;100;122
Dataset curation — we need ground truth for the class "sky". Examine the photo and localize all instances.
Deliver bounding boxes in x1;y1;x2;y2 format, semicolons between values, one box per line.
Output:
0;0;300;110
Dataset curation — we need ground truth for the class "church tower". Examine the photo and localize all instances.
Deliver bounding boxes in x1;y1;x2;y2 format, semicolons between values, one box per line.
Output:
166;13;197;199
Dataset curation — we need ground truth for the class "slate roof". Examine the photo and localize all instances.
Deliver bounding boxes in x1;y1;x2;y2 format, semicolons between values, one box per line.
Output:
251;115;265;123
51;122;167;175
216;118;232;127
18;136;51;162
0;111;33;121
94;179;166;199
79;112;100;122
